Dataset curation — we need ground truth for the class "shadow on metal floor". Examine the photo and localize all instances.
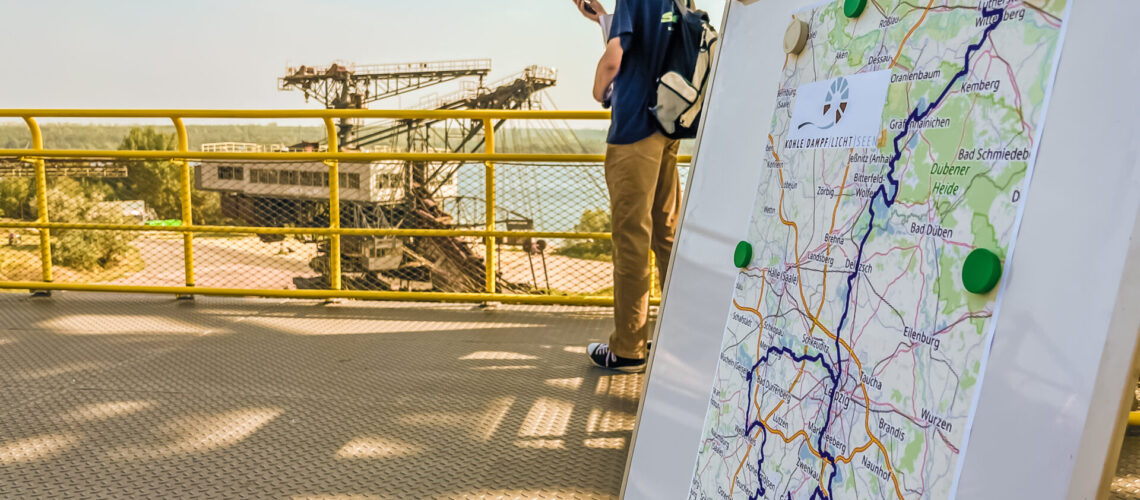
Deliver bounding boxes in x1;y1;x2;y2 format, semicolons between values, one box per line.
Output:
1115;431;1140;499
1112;388;1140;499
0;292;637;499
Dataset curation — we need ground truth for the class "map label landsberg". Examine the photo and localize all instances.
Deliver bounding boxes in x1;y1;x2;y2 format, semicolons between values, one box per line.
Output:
690;1;1070;499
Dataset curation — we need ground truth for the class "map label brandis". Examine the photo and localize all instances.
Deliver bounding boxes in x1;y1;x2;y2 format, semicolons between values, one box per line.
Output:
879;418;907;441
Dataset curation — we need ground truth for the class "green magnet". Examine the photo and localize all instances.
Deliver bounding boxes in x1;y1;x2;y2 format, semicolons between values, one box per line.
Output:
734;241;753;269
962;248;1002;294
844;0;867;18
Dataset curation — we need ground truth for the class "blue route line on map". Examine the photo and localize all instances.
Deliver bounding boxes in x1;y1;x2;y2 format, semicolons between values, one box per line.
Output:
744;348;835;500
738;7;1006;499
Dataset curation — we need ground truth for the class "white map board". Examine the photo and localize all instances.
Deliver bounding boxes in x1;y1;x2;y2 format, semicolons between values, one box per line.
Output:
624;1;1140;498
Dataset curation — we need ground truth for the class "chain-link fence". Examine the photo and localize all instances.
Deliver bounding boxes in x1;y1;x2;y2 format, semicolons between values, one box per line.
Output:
0;110;691;305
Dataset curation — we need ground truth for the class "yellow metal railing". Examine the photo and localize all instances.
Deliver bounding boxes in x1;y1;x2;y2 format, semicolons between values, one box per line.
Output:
0;109;690;306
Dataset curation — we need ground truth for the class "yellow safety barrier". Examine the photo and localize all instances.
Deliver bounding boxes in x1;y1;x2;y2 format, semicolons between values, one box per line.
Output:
0;109;692;306
172;117;194;293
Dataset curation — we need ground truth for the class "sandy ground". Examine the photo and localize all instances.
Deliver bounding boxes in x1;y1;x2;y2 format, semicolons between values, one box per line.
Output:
89;236;617;295
1;232;619;294
493;249;614;295
107;236;320;290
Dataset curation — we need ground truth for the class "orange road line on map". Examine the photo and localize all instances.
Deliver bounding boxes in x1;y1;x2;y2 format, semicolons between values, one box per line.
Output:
732;300;763;317
890;0;936;68
729;346;883;495
772;357;827;490
811;150;853;499
838;441;876;464
729;443;752;495
812;149;853;323
769;426;822;456
730;270;768;496
769;136;843;495
750;269;770;422
767;135;906;500
730;138;905;499
766;355;807;422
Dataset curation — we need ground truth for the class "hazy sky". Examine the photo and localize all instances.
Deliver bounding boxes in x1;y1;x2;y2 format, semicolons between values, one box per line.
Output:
1;0;726;121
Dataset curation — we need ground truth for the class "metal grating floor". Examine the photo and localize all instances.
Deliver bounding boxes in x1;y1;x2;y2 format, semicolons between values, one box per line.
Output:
4;291;1140;499
0;292;639;499
1111;388;1140;499
1115;432;1140;499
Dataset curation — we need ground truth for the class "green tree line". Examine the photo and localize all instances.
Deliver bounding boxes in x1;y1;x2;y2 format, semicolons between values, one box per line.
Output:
0;123;326;150
0;127;230;270
0;123;692;154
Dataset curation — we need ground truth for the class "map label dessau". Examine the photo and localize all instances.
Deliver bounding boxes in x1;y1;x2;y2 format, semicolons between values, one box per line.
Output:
690;1;1070;499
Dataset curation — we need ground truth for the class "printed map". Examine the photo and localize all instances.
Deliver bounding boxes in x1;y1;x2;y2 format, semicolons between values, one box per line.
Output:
689;0;1069;498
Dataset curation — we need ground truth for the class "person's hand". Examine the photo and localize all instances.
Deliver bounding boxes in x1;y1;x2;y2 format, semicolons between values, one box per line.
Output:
572;0;607;24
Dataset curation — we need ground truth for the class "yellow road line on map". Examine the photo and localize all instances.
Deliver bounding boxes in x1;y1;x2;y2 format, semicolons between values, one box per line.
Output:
770;136;838;495
811;150;854;497
891;0;937;68
732;300;763;317
768;136;905;500
766;355;808;422
730;270;768;496
813;149;854;328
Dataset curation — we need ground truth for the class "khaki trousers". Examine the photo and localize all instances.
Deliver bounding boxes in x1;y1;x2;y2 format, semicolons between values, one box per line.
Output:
604;133;681;360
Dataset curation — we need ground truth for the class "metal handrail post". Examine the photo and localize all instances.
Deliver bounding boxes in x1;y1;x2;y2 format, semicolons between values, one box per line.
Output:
483;118;496;294
0;108;681;307
324;118;342;291
23;117;52;294
172;118;195;297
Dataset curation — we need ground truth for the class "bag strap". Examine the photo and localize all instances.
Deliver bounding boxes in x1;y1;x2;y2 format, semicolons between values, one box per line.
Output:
673;0;690;14
679;35;717;128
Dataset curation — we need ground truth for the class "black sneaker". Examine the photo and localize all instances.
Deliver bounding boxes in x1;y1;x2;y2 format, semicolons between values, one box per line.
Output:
587;343;647;372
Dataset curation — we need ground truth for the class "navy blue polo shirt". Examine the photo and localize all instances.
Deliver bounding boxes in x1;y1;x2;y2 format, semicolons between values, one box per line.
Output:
607;0;674;145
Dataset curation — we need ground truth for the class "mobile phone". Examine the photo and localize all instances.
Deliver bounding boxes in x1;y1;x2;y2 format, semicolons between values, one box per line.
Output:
582;0;597;15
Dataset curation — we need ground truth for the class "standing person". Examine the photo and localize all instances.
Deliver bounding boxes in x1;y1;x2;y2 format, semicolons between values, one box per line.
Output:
574;0;682;371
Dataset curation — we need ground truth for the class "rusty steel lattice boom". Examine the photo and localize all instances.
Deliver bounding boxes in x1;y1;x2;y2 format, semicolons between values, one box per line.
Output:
278;58;493;145
210;60;564;295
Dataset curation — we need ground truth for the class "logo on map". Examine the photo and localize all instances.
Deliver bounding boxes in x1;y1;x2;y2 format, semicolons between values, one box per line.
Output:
785;71;891;149
797;77;850;130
